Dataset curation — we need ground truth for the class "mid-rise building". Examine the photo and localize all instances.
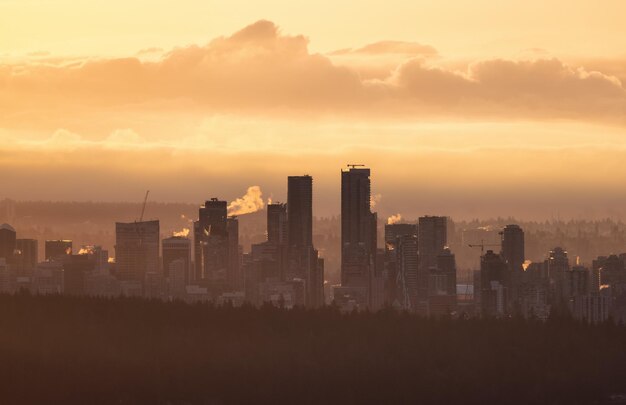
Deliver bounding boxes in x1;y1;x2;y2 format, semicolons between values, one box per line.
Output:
0;224;16;265
45;240;73;262
15;238;38;275
115;220;160;283
162;236;192;284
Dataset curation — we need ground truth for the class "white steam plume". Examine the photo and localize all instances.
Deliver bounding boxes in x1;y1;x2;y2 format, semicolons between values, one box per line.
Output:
173;228;190;237
228;186;265;216
370;193;382;208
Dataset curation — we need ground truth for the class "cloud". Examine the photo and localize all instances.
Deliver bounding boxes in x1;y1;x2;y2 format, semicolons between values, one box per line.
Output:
104;129;144;146
0;20;625;129
330;41;437;56
392;58;626;120
136;47;164;56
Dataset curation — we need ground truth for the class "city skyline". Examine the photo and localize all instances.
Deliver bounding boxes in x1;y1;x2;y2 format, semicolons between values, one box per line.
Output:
4;3;626;403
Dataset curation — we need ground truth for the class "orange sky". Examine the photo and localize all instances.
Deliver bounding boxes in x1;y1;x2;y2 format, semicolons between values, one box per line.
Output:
1;2;626;219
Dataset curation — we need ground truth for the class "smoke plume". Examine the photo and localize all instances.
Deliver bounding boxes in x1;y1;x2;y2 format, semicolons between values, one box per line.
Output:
370;193;382;208
173;228;190;237
387;214;402;225
78;246;94;255
228;186;265;216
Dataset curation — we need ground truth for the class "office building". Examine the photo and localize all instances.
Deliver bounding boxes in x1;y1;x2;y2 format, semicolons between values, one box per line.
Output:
115;220;160;282
162;236;192;283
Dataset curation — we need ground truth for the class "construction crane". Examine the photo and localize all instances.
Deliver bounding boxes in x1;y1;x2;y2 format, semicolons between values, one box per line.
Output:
139;190;150;222
467;239;500;255
347;164;366;169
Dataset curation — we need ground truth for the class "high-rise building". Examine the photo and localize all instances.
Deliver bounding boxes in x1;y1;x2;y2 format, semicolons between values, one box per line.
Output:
500;224;525;309
115;220;160;282
286;175;323;308
194;198;228;285
267;203;288;245
428;248;458;317
396;234;418;310
384;223;417;307
418;216;447;301
45;240;73;262
266;202;288;280
287;176;312;249
434;248;457;296
480;250;507;318
194;199;239;292
162;236;192;283
341;166;376;303
500;224;525;272
546;247;570;306
15;239;38;275
0;223;17;264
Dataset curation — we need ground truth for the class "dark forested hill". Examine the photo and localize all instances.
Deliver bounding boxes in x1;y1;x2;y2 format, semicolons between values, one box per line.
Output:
0;293;625;404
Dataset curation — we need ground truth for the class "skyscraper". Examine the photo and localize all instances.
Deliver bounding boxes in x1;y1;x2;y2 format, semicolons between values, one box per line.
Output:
115;220;160;282
194;199;240;292
500;224;525;309
341;166;376;296
194;199;228;284
267;203;288;245
287;176;312;249
501;225;525;272
547;247;570;306
480;250;507;318
428;248;458;316
384;223;417;307
396;234;418;310
286;175;323;307
418;216;447;301
266;202;288;280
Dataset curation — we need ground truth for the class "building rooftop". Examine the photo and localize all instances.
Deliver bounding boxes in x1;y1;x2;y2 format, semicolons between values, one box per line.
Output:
0;223;15;232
